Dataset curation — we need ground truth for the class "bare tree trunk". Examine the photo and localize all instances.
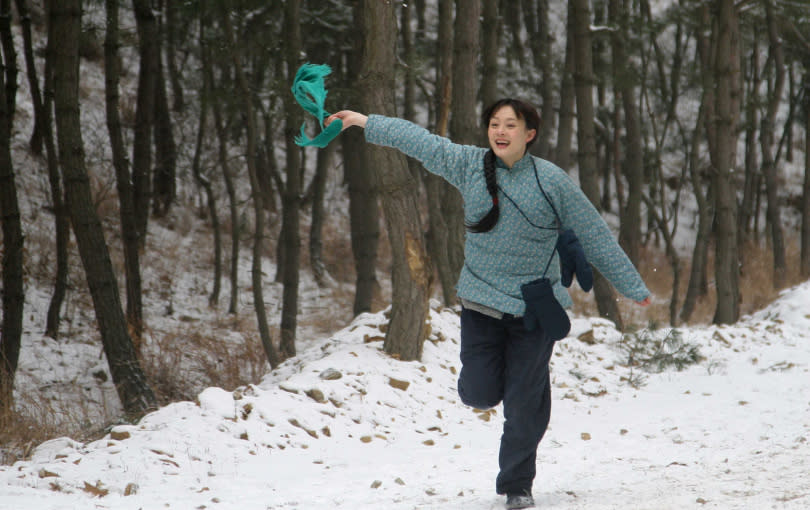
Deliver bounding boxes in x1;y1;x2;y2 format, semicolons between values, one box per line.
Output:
401;2;416;122
680;101;713;323
555;1;575;170
278;0;304;360
711;0;741;324
309;143;336;287
609;0;643;266
801;62;810;278
344;127;379;315
106;0;144;344
14;0;43;154
152;44;177;218
343;6;379;317
206;60;239;315
131;0;158;247
524;0;555;159
41;0;70;338
480;0;498;111
0;0;23;413
739;30;760;246
451;0;481;145
195;15;221;307
502;0;524;66
643;195;680;326
164;0;184;112
361;0;431;361
425;0;457;306
760;0;787;288
445;0;479;296
51;0;156;415
219;1;279;368
571;0;624;330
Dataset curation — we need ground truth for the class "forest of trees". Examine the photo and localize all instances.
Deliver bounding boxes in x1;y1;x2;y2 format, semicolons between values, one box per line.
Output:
1;0;809;422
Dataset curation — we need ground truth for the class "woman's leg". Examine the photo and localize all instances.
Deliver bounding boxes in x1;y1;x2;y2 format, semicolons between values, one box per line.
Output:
495;317;555;496
457;308;508;410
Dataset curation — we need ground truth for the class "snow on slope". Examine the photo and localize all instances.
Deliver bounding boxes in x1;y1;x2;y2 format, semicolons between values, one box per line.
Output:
1;283;810;510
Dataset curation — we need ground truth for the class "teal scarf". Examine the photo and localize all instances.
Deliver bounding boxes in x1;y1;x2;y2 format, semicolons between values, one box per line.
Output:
291;63;342;148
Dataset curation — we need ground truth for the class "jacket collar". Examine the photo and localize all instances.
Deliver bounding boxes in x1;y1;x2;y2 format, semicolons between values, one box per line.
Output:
495;152;533;172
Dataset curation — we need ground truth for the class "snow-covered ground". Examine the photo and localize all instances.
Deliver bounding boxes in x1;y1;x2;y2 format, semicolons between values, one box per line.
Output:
2;280;809;510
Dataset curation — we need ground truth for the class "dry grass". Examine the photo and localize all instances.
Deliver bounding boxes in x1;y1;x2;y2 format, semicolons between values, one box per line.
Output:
0;393;116;465
571;236;804;329
139;320;269;406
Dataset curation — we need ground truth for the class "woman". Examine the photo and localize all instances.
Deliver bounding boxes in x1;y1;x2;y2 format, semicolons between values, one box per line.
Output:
326;99;650;510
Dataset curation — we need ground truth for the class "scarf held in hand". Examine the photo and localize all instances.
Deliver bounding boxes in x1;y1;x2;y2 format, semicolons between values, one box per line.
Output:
291;63;342;148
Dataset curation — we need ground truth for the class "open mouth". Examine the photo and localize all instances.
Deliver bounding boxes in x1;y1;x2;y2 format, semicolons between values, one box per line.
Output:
495;140;509;148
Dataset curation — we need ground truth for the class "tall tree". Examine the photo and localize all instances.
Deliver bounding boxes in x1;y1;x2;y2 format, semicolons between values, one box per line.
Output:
360;0;432;361
555;1;576;170
425;0;457;306
680;103;713;324
308;143;336;287
524;0;555;159
0;0;23;414
342;2;379;317
446;0;479;292
739;27;761;245
164;0;184;112
14;0;43;154
194;11;222;307
278;0;304;359
401;2;417;122
50;0;157;415
131;0;158;246
219;1;279;368
344;126;379;315
801;60;810;278
451;0;481;144
609;0;643;266
41;0;70;338
203;30;240;314
480;0;498;110
106;0;145;343
152;39;177;218
681;2;716;324
759;0;787;288
710;0;742;324
571;0;624;330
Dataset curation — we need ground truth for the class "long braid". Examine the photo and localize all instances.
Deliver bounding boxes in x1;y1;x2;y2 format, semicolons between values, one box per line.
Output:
466;149;500;233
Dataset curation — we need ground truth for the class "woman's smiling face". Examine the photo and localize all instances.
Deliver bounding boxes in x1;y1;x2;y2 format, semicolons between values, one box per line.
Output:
487;105;537;168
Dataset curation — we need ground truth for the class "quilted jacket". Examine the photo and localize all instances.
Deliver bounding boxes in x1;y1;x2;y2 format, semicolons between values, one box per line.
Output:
365;114;650;314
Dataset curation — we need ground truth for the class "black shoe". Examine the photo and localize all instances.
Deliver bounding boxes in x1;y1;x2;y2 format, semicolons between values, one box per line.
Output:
505;491;535;509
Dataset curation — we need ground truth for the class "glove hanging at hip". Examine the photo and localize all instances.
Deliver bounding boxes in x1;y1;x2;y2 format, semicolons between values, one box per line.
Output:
520;277;571;341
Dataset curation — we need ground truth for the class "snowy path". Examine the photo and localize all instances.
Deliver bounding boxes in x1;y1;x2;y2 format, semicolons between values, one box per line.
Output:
2;284;809;510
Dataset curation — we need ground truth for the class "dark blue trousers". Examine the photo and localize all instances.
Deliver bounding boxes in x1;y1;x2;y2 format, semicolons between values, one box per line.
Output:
457;308;555;496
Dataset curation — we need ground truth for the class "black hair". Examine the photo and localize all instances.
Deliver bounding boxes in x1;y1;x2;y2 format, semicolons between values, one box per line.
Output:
466;98;540;234
480;98;541;147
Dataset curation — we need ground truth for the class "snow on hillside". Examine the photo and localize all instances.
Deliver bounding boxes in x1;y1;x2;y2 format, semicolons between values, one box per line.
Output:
2;281;809;510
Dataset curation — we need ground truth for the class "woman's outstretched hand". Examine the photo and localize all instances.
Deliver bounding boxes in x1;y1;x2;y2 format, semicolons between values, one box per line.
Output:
325;110;368;131
636;296;651;307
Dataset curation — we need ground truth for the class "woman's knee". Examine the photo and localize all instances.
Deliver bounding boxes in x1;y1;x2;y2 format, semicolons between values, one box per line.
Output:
457;377;502;410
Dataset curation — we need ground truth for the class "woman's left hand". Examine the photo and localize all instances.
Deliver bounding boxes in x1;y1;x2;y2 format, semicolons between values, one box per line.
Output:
325;110;368;131
636;296;651;307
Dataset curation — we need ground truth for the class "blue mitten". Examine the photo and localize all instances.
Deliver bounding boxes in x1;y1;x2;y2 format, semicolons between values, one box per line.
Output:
556;229;593;292
520;277;571;341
